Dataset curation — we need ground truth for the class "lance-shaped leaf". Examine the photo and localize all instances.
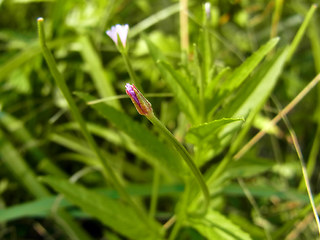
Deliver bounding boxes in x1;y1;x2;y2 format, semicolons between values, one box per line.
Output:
185;209;252;240
186;118;244;144
144;36;198;122
41;176;163;240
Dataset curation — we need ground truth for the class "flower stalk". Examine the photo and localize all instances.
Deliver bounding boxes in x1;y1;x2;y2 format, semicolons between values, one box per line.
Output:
125;83;210;212
106;24;142;90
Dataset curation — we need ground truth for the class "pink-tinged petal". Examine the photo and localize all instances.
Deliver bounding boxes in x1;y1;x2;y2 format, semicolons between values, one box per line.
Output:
118;24;129;47
106;26;118;45
125;83;139;105
106;24;129;48
125;83;152;115
204;2;211;18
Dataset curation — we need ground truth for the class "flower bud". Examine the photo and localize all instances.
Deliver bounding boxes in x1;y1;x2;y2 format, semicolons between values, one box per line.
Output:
125;83;153;116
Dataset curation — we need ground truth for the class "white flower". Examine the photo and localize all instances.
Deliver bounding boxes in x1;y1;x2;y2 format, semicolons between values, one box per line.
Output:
204;2;211;19
106;24;129;48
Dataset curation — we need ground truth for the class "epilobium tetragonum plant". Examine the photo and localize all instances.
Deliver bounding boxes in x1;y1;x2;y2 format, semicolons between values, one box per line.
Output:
31;2;320;240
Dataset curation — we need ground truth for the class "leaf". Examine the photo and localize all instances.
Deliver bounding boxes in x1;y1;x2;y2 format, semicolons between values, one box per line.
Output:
157;60;198;104
219;47;288;119
185;118;244;144
186;209;252;240
0;183;184;223
208;48;289;158
76;92;185;177
221;37;279;91
206;38;279;117
79;36;121;109
41;176;163;240
222;157;274;179
205;67;231;98
144;36;198;122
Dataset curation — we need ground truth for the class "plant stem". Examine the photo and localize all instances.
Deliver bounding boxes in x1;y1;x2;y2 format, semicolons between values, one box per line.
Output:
179;0;189;54
146;112;210;212
287;4;318;62
37;18;150;224
120;50;142;90
149;167;160;219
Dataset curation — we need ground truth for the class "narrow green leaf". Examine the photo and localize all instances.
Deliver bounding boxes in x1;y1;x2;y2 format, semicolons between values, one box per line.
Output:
41;176;163;240
186;209;252;240
185;118;243;144
144;36;198;122
0;131;93;240
0;38;73;83
142;34;166;62
222;157;274;180
158;61;198;103
205;67;231;99
79;36;121;109
0;183;184;222
0;131;49;198
49;133;94;157
218;47;288;122
0;112;68;178
76;92;185;177
157;61;198;122
205;48;289;187
220;48;289;155
221;37;279;91
287;4;318;61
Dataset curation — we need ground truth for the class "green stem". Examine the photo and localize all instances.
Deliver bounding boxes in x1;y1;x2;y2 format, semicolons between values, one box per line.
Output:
37;18;149;223
146;112;210;212
287;4;317;62
149;167;160;219
120;50;142;90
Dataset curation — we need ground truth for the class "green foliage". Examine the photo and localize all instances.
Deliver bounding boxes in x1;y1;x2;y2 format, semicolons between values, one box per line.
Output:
41;176;163;240
76;92;185;177
186;210;252;240
1;0;320;239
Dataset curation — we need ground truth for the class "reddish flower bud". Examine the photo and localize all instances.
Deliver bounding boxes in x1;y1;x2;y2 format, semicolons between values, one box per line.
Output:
125;83;153;115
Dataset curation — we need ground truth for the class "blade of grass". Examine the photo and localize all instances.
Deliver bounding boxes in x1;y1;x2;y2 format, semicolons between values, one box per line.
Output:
0;112;68;178
130;3;180;37
234;73;320;161
271;96;320;236
286;4;318;62
0;130;93;240
0;37;73;83
79;36;121;109
0;182;184;222
180;0;189;53
270;0;284;38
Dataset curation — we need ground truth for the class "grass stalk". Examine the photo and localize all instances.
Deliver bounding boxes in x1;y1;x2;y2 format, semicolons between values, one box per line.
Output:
270;0;284;38
149;167;160;219
120;50;143;90
180;0;189;53
234;72;320;160
287;4;318;62
271;97;320;236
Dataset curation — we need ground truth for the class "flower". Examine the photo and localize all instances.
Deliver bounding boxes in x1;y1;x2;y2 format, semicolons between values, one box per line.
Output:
204;2;211;19
106;24;129;48
125;83;152;115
